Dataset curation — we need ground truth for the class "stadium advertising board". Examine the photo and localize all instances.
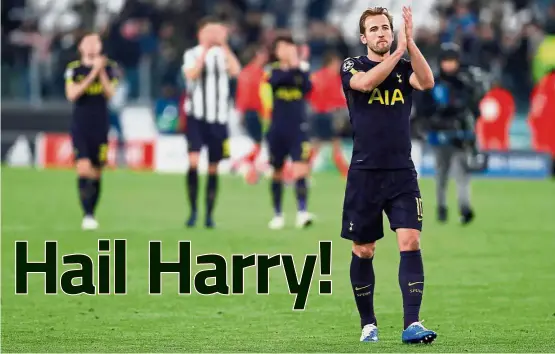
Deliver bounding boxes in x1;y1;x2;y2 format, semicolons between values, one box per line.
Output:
311;143;552;179
35;133;155;170
419;150;553;179
1;133;37;167
154;134;272;174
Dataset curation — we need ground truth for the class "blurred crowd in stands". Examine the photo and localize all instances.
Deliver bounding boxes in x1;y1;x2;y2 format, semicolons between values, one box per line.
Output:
2;0;555;113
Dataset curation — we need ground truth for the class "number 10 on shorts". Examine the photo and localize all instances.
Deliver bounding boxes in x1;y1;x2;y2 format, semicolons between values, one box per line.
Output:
415;197;423;221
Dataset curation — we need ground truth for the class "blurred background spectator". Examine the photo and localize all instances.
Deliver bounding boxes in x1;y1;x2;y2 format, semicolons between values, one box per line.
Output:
2;0;555;117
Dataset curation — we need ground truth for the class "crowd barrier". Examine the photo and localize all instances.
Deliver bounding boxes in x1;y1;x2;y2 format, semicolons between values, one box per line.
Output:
2;133;551;179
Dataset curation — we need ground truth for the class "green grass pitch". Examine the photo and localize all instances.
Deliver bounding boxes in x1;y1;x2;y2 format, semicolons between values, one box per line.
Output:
2;167;555;352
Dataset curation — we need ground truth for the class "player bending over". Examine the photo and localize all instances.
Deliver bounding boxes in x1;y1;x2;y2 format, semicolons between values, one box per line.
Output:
266;35;314;230
65;33;119;230
307;51;349;178
340;7;437;343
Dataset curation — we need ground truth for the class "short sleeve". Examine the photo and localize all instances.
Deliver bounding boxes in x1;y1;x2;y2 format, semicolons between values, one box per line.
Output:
404;59;414;78
401;58;414;92
64;66;75;83
340;58;357;91
182;48;196;72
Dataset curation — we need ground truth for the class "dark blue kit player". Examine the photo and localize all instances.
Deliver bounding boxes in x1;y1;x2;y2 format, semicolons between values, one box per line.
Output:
265;35;314;230
64;33;119;231
340;7;438;344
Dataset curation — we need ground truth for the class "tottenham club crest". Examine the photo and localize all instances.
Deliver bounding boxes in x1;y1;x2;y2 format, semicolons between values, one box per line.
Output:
342;59;354;72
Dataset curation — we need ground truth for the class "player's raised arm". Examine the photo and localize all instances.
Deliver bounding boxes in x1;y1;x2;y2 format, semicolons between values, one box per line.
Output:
183;47;208;81
183;19;214;81
222;44;241;77
348;9;407;92
217;26;241;77
349;50;404;92
97;57;116;99
65;62;101;102
268;43;310;88
289;48;312;93
299;67;312;94
403;7;434;90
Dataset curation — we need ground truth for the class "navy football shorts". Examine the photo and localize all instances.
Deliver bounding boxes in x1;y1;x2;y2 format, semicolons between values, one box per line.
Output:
243;110;263;143
71;128;108;168
266;130;310;169
186;116;229;163
340;168;423;244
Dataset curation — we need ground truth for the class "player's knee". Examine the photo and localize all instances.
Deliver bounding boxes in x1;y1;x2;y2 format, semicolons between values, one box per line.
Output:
90;168;102;179
292;162;309;179
189;152;200;169
397;229;421;251
76;159;94;177
207;164;218;175
272;168;283;180
352;242;376;259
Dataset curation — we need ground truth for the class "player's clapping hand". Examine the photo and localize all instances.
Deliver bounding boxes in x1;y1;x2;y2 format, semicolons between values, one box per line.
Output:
288;46;300;68
93;56;107;72
395;19;408;54
402;6;413;41
299;44;310;62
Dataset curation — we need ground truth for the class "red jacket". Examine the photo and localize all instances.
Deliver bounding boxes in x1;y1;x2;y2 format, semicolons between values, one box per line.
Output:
528;71;555;157
307;67;346;113
235;62;264;114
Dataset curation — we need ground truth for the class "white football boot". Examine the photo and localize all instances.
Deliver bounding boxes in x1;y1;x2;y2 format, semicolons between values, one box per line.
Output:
360;323;379;342
268;215;285;230
295;211;314;229
81;215;99;230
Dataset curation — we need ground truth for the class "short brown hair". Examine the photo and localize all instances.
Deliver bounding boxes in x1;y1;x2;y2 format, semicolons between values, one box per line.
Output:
197;16;220;31
359;7;394;34
79;32;100;41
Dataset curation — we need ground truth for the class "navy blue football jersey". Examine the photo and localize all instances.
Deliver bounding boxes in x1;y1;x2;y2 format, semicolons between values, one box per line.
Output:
265;62;312;135
341;56;415;169
65;59;119;135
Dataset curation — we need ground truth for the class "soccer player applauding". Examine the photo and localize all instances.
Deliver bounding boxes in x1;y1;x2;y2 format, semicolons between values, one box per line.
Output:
65;33;119;230
339;7;437;344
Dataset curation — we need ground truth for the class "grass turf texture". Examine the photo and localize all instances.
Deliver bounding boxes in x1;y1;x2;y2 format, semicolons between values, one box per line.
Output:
2;167;555;352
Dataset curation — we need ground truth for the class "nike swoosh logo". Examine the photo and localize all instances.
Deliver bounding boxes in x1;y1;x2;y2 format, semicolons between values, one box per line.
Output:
355;285;371;291
408;282;423;286
418;217;423;221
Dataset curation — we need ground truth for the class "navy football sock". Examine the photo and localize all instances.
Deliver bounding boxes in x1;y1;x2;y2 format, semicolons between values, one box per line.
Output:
187;168;198;214
91;179;101;213
295;178;308;212
350;252;377;328
206;173;218;219
399;250;424;329
271;180;283;216
78;177;94;216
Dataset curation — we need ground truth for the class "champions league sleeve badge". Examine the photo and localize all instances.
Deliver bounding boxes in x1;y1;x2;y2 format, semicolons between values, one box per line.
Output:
343;59;354;72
